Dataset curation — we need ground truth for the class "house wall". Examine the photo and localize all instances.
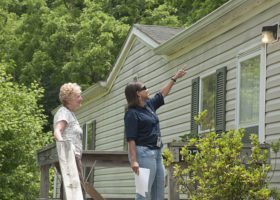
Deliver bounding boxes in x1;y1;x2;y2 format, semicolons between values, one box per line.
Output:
265;31;280;188
73;2;280;199
167;2;280;189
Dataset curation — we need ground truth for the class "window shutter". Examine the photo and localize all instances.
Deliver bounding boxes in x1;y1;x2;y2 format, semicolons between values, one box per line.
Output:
243;126;258;143
191;77;200;134
82;124;86;150
215;67;227;134
91;120;96;150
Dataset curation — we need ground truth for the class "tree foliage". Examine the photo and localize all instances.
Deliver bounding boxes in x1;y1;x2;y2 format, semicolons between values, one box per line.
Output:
0;0;230;130
0;65;51;200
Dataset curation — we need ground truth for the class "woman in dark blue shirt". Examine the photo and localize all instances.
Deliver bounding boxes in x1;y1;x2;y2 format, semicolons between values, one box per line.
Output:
124;69;187;200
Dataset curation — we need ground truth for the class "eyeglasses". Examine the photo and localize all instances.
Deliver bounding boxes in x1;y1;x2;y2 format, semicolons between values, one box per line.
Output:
138;85;147;91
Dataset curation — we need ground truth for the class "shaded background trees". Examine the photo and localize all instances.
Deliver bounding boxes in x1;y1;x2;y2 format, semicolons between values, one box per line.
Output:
0;0;229;130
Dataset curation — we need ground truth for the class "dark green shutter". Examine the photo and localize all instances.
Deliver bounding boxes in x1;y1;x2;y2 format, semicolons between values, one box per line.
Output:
191;77;200;134
243;126;258;143
91;120;96;150
82;124;86;150
215;67;227;134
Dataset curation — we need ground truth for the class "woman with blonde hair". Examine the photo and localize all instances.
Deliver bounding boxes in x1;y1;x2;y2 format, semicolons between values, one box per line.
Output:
53;83;84;198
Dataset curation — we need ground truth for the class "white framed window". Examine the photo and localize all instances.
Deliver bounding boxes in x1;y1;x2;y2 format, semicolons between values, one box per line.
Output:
238;53;260;127
199;72;216;132
236;44;266;143
82;120;96;150
82;121;96;184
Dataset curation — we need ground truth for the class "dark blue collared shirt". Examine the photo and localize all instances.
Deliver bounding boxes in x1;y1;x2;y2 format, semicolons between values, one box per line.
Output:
124;92;164;149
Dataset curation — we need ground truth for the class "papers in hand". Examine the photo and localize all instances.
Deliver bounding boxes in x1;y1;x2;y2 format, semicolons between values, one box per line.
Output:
135;168;150;197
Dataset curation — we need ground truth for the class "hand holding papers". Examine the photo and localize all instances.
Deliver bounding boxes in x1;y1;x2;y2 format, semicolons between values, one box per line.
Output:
135;168;150;197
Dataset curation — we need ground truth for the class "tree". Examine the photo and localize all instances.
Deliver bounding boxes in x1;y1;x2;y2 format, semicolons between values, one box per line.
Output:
0;64;51;200
165;0;230;26
0;0;231;132
63;0;130;85
0;0;131;129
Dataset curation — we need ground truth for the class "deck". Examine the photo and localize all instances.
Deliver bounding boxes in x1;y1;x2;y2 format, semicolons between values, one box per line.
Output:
37;143;129;199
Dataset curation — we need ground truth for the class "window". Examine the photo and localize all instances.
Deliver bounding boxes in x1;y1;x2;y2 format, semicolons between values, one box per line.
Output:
237;50;262;143
82;120;97;184
191;67;227;135
238;55;260;127
200;73;216;131
82;120;96;150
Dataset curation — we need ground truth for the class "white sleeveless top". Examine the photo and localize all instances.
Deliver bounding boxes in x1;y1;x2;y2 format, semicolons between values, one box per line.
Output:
53;106;83;155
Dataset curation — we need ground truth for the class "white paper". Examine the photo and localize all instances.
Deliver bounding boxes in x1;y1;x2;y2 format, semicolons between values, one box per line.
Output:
135;168;150;197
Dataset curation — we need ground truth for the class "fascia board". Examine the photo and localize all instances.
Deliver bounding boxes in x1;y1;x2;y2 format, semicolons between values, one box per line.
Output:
132;26;159;49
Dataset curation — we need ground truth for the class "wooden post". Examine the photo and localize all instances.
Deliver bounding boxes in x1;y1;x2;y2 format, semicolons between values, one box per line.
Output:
168;165;179;200
39;164;51;198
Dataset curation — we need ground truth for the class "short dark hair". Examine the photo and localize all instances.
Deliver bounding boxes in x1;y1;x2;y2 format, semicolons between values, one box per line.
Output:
125;82;143;107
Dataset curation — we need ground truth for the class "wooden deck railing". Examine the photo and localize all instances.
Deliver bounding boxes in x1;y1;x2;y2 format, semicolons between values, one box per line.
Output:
37;143;129;199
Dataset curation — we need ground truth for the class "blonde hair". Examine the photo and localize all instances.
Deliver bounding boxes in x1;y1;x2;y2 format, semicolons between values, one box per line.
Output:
59;83;81;105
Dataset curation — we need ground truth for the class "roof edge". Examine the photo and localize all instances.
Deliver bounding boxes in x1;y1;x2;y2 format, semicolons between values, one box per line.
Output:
154;0;277;57
79;25;161;106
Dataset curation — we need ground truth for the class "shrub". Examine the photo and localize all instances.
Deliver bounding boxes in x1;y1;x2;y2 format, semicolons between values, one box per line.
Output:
163;110;280;200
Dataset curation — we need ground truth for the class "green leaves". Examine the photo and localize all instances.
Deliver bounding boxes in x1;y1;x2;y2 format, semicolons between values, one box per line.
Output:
0;66;51;200
0;0;232;130
170;129;271;200
162;148;174;167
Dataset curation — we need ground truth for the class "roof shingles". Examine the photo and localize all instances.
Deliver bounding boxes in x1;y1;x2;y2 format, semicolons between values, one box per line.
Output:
134;24;184;44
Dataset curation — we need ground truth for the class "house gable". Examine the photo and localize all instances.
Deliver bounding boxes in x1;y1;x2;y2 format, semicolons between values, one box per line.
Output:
81;25;183;107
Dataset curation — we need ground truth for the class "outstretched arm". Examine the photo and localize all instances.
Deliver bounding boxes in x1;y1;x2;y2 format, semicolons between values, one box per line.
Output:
160;69;187;97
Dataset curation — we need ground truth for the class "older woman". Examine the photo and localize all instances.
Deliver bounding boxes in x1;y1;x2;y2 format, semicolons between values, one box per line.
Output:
53;83;84;197
54;83;83;152
124;69;187;200
54;83;106;200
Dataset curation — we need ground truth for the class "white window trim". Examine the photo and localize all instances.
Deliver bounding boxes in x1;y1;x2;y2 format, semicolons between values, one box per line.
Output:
236;45;266;143
259;44;266;143
198;70;216;134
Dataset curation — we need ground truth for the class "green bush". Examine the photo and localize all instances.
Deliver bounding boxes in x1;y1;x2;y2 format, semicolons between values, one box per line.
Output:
162;110;280;200
174;130;270;199
0;65;51;199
